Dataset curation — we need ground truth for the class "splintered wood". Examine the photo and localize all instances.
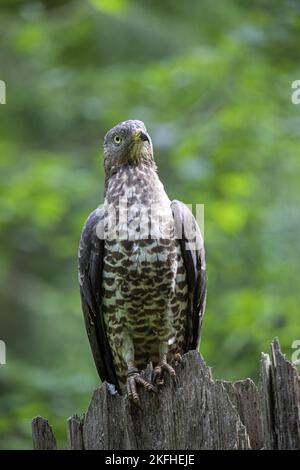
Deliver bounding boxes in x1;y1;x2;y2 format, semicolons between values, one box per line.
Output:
32;339;299;450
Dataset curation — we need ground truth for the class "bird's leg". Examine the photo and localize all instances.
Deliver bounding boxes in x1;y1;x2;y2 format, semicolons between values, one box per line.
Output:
123;333;156;404
153;341;176;385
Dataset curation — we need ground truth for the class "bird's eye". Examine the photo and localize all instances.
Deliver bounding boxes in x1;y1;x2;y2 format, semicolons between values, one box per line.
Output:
114;135;121;145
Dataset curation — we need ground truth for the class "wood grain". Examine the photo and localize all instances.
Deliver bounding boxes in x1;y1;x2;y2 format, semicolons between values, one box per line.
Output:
31;339;300;450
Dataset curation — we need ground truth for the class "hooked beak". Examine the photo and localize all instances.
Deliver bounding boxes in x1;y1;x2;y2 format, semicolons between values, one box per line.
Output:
132;128;150;144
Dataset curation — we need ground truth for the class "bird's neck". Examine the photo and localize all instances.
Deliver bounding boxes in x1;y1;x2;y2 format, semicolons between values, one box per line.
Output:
103;163;172;242
104;162;166;205
104;149;157;195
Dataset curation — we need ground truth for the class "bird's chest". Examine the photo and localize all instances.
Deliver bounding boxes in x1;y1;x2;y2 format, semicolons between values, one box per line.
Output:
103;238;177;291
103;238;177;335
102;166;177;325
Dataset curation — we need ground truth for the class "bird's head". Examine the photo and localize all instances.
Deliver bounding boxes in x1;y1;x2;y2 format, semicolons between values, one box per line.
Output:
103;120;155;178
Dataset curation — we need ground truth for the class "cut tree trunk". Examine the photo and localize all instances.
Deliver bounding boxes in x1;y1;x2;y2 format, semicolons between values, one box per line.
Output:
31;338;300;450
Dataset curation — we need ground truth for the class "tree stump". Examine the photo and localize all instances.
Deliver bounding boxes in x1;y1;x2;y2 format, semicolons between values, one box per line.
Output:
31;338;300;450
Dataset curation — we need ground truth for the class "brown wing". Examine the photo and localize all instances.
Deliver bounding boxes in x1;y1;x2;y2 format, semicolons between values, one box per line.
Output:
171;200;207;351
78;207;119;390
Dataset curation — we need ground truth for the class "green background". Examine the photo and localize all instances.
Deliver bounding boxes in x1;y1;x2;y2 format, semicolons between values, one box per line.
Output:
0;0;299;449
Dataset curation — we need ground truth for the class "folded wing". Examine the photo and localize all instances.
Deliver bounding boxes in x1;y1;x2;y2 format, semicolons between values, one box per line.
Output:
78;207;119;389
171;200;207;351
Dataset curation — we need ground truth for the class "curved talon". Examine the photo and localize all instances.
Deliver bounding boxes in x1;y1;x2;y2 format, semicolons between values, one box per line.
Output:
154;361;176;385
135;374;157;392
153;366;164;386
174;353;183;366
126;371;157;405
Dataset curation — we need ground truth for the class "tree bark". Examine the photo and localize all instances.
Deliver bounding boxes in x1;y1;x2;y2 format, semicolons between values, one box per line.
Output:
32;338;299;450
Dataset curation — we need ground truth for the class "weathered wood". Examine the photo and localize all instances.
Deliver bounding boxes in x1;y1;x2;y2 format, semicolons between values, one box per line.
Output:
260;338;300;450
32;416;57;450
83;352;250;450
260;351;275;449
221;378;263;449
31;339;300;450
67;415;84;450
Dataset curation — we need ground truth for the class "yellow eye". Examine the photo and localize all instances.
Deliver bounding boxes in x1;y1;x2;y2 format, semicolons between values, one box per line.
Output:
114;135;121;145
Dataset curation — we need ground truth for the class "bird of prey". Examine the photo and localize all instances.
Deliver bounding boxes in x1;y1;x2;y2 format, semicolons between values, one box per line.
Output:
78;120;206;403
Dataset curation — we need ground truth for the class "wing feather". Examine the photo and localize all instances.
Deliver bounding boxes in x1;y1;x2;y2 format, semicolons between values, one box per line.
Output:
78;207;119;389
171;200;207;351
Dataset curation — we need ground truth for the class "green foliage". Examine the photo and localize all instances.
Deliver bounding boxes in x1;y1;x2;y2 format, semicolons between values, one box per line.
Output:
0;0;299;449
